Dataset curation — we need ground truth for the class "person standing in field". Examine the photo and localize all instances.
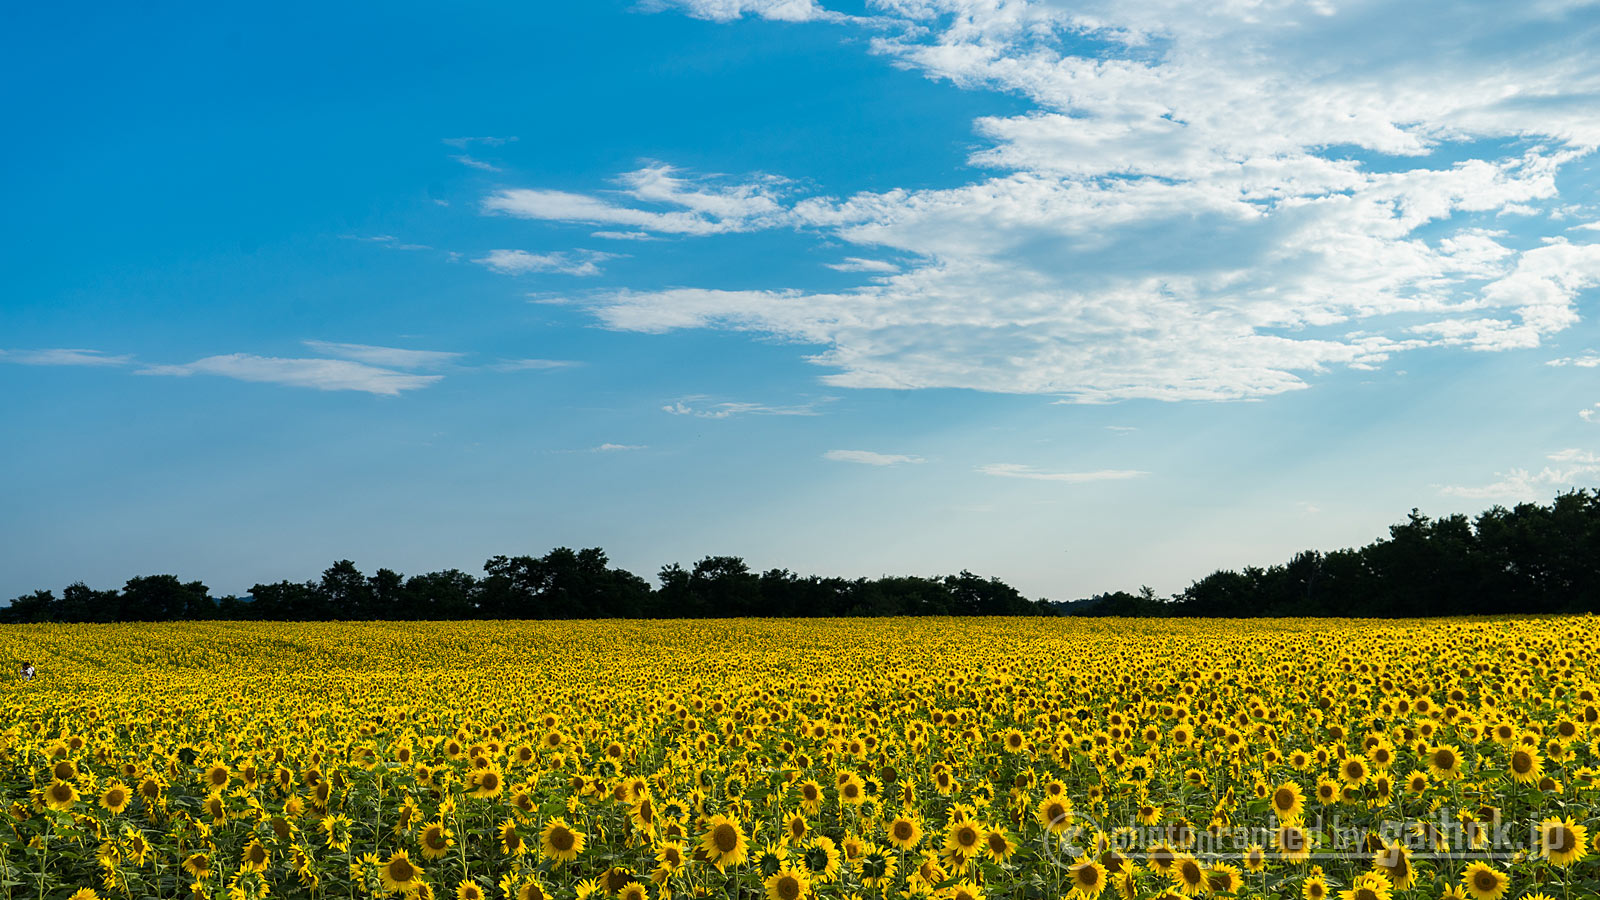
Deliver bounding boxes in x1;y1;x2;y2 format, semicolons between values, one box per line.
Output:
19;661;35;680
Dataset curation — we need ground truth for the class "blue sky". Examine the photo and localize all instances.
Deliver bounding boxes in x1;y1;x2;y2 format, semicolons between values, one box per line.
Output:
4;0;1600;602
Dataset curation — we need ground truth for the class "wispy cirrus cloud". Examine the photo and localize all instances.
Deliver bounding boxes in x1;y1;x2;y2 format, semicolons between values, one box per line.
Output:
490;358;582;372
593;443;646;452
979;464;1147;483
302;341;462;370
483;164;792;237
341;234;431;251
0;348;132;367
451;155;502;172
825;257;899;273
591;231;660;241
475;249;616;277
823;449;923;466
136;355;443;396
662;396;828;418
1440;449;1600;501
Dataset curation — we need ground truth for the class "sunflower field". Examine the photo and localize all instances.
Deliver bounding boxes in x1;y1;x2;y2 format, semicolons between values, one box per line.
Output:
1;617;1597;900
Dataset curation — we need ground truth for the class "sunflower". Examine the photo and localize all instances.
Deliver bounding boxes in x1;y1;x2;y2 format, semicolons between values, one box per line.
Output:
784;814;809;846
1242;844;1266;873
908;851;946;889
240;840;270;873
838;774;866;806
795;779;824;813
468;767;504;799
1460;861;1508;900
1206;864;1242;895
98;781;131;815
1338;756;1369;786
593;869;634;900
419;821;454;860
1508;747;1543;784
1146;843;1177;875
1270;782;1304;819
1428;744;1463;780
540;818;585;864
1068;859;1106;899
323;814;353;851
946;881;985;900
1537;816;1589;867
1037;796;1074;833
201;762;231;791
763;868;810;900
379;850;424;895
181;852;211;879
698;815;749;871
1366;742;1395;769
752;841;789;877
859;845;897;888
886;815;923;851
499;819;527;856
982;827;1016;863
943;819;984;863
1169;855;1207;897
1302;874;1329;900
630;795;658;833
1340;872;1393;900
43;779;78;811
801;836;840;883
457;882;484;900
1370;842;1413;890
654;840;687;874
1274;822;1312;863
519;879;553;900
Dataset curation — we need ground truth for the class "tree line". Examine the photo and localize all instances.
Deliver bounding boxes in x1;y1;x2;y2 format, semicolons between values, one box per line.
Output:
0;549;1047;622
1050;488;1600;618
3;488;1596;622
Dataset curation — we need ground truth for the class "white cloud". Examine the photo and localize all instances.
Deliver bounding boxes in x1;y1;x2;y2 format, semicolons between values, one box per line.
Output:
591;231;660;241
475;249;616;276
1567;221;1600;232
343;234;431;250
491;358;581;371
1441;449;1600;501
452;154;502;172
1581;406;1599;422
0;348;131;367
301;341;462;369
136;355;442;396
662;397;826;418
641;0;843;23
594;443;647;452
826;257;900;273
482;164;792;236
978;463;1147;483
823;449;924;465
490;1;1600;401
1548;351;1600;367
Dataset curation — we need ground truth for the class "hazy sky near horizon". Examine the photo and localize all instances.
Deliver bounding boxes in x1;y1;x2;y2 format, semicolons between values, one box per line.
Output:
4;0;1600;602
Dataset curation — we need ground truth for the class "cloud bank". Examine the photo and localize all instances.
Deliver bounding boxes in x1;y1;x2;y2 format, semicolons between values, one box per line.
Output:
488;0;1600;403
